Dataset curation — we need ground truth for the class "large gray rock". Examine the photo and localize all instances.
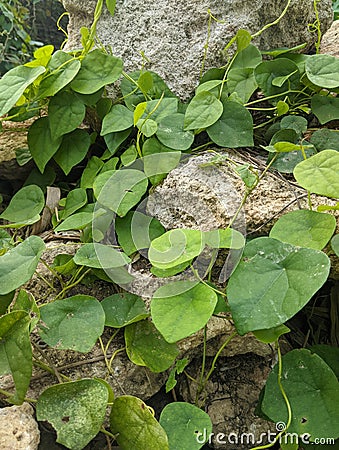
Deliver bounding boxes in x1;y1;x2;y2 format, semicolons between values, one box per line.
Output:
62;0;333;99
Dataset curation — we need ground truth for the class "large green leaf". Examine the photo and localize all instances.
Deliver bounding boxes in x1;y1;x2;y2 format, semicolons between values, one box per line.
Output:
115;210;165;256
184;91;223;130
293;150;339;198
160;402;213;450
231;44;262;69
227;237;330;335
73;243;130;269
0;311;32;404
254;58;300;98
0;236;45;295
269;210;336;250
227;68;258;103
156;113;194;150
39;295;105;353
71;49;123;94
149;229;204;269
262;349;339;441
305;54;339;89
0;65;45;116
110;396;169;450
37;51;81;98
125;320;179;372
94;169;148;217
53;129;91;175
151;281;217;342
28;117;62;173
0;185;44;225
311;94;339;124
207;100;253;147
36;379;109;450
101;104;134;135
48;91;86;140
102;292;148;328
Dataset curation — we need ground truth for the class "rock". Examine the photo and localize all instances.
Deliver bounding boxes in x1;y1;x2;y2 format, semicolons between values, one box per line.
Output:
321;20;339;56
0;403;40;450
62;0;333;99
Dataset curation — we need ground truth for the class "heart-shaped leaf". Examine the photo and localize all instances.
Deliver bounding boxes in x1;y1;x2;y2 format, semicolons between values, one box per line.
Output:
0;185;44;225
102;292;148;328
74;243;130;269
184;91;223;130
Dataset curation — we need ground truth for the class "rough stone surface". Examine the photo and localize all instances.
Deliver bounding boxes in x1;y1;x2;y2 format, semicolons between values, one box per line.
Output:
62;0;333;99
0;403;40;450
321;19;339;56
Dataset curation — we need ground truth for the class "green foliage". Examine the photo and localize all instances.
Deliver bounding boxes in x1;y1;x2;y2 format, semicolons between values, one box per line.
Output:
0;2;338;448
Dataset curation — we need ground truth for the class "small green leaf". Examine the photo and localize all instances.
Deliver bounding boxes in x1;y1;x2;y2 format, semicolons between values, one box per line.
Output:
227;68;258;103
143;139;181;185
71;50;123;94
0;311;32;404
311;94;339;124
101;104;134;135
74;243;130;269
310;128;339;152
207;100;253;147
104;129;132;155
232;44;262;70
80;156;104;189
293;150;339;198
151;281;217;342
110;396;169;450
253;324;290;343
305;54;339;89
254;59;300;99
269;210;336;250
309;344;339;378
28;117;62;173
102;292;148;328
184;91;223;130
156;113;194;150
160;402;213;450
262;349;339;441
227;237;330;335
54;129;91;175
120;145;137;166
0;65;45;116
48;91;86;140
0;291;15;315
280;115;308;135
149;229;204;269
60;188;87;220
106;0;116;15
0;185;44;224
36;379;109;449
0;236;45;295
136;118;158;137
235;29;252;51
94;169;148;217
204;228;245;249
39;295;105;352
125;320;179;372
55;211;95;232
332;234;339;257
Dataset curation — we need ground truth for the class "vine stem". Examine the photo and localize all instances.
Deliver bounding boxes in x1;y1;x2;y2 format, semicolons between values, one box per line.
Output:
0;388;37;404
251;0;293;39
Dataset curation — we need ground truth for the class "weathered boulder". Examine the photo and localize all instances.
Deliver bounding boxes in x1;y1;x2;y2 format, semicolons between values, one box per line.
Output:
62;0;333;99
0;403;40;450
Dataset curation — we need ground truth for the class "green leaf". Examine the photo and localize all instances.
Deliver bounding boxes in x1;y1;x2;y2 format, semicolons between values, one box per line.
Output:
102;292;148;328
36;379;109;449
106;0;116;15
196;80;223;96
311;94;339;124
55;211;95;232
280;115;308;135
0;65;45;116
39;295;105;353
125;320;179;372
94;169;148;217
120;145;137;166
0;236;45;295
60;188;87;220
37;51;81;98
0;185;44;224
48;91;86;140
28;117;62;173
231;44;262;70
104;129;132;155
235;29;252;51
115;210;165;256
310;128;339;152
261;349;339;441
149;229;204;269
184;91;223;130
24;166;56;192
309;344;339;379
0;311;32;404
253;324;290;344
305;54;339;89
156;113;194;150
227;68;258;103
160;402;213;450
136;118;158;137
332;234;339;257
151;281;217;342
227;237;330;335
204;228;245;249
293;150;339;198
54;129;91;175
80;156;104;189
101;104;134;135
207;100;253;147
269;210;336;250
0;291;15;315
74;243;130;269
143;138;181;185
71;49;123;94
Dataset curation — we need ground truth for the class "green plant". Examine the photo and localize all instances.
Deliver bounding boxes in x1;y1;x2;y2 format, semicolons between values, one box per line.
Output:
333;0;339;20
0;1;338;449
